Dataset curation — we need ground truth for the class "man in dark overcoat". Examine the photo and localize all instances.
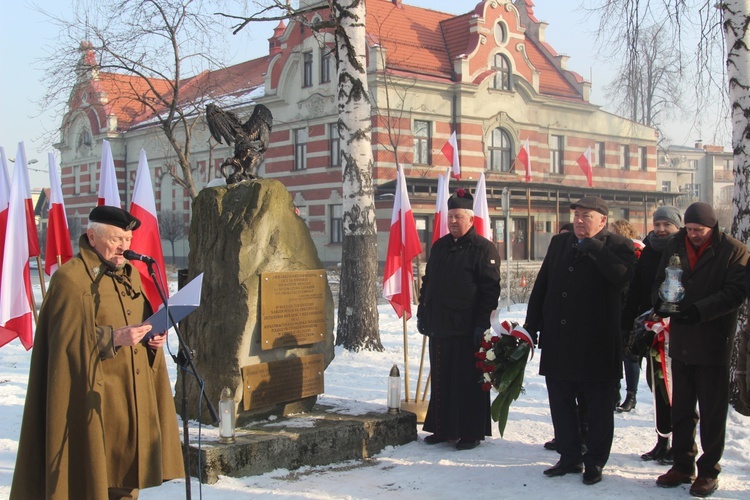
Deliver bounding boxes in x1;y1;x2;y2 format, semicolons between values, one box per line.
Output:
11;206;184;500
525;196;635;485
417;188;501;450
652;202;748;497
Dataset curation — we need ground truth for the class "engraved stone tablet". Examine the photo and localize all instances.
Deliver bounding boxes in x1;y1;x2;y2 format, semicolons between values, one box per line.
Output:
260;270;326;349
242;354;324;411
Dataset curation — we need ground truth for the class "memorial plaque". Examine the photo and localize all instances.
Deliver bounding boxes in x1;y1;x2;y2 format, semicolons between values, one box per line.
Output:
242;354;324;411
260;270;326;350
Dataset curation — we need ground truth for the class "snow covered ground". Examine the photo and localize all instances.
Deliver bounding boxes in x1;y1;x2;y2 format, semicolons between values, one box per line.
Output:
1;279;749;499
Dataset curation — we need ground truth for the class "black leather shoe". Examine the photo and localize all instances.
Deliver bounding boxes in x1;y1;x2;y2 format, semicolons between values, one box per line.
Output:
616;392;637;412
543;460;584;477
543;438;556;450
455;438;480;450
658;447;674;465
583;465;603;485
423;434;446;445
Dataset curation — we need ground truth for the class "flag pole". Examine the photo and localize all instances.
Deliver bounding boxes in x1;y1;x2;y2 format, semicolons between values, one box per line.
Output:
35;255;46;298
27;282;38;323
402;306;410;403
421;373;431;401
413;254;425;402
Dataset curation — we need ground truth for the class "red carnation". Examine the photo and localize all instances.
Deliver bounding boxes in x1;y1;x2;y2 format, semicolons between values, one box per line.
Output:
490;335;500;344
481;382;492;392
481;340;492;350
475;351;487;361
482;364;494;373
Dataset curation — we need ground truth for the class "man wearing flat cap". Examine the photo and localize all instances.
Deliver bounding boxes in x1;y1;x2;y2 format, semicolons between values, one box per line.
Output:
651;201;748;497
525;196;635;485
11;206;184;500
417;188;501;450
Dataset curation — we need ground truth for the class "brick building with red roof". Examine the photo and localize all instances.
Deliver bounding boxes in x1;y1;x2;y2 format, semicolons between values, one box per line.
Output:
57;0;674;265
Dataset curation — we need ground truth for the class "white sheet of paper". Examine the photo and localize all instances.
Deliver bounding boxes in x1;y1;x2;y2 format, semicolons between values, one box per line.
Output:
144;272;203;336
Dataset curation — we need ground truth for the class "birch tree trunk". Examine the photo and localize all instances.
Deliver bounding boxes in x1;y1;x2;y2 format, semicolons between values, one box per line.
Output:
333;0;382;351
724;0;750;411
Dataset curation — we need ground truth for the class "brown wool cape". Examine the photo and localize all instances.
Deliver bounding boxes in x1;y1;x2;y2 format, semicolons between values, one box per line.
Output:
10;237;184;499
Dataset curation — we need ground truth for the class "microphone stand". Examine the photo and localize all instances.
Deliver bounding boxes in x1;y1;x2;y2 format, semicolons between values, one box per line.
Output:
146;261;218;500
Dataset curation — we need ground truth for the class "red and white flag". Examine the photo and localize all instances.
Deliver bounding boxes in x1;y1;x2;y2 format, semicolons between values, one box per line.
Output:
517;139;531;182
13;143;41;258
441;131;461;180
383;166;422;319
44;153;73;275
0;142;34;350
576;147;593;187
431;168;450;243
473;173;491;240
129;149;168;312
97;139;122;207
0;147;10;293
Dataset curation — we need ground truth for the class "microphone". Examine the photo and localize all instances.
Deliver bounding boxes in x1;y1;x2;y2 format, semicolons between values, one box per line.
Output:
123;249;156;264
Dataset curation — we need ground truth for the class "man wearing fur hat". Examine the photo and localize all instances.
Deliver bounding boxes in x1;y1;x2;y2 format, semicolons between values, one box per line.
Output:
525;196;635;485
652;202;748;497
417;188;501;450
11;206;184;500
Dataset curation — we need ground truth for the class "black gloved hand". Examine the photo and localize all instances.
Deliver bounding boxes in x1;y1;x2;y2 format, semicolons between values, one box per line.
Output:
673;305;700;325
473;327;486;347
417;316;427;335
576;237;604;256
653;299;672;318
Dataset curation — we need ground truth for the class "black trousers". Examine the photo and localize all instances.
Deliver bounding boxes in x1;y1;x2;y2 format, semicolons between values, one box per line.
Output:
423;335;491;440
546;377;616;468
670;359;729;479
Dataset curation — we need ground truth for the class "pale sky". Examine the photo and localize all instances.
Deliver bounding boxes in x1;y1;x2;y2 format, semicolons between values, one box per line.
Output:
0;0;730;189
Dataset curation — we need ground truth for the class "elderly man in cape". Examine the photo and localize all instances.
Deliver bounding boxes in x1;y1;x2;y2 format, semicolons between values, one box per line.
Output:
11;206;184;500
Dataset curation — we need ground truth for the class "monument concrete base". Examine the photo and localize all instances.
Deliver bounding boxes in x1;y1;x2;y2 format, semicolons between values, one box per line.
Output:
186;404;418;484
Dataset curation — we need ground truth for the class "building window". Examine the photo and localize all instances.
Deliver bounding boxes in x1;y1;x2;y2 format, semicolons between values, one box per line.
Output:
329;123;341;167
491;53;511;91
74;164;81;195
494;21;508;45
661;180;672;192
320;48;332;84
692;183;701;198
640;146;648;171
413;120;431;165
596;142;606;167
294;128;307;171
489;128;513;172
689;159;698;170
725;159;732;171
302;51;313;87
550;135;564;174
330;204;343;243
620;145;630;170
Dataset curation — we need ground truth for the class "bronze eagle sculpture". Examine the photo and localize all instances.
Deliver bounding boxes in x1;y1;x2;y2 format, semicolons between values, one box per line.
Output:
205;103;273;184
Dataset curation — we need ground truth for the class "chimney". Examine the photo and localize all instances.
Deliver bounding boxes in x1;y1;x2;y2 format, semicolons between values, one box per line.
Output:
393;0;403;7
695;139;703;149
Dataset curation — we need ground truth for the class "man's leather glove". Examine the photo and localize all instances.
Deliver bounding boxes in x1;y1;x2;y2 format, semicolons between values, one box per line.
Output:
417;316;427;335
473;327;486;347
576;237;604;256
523;324;539;346
673;305;700;325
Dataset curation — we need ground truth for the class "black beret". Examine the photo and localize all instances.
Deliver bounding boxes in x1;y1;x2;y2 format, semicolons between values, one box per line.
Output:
89;206;141;231
570;196;608;216
447;188;474;210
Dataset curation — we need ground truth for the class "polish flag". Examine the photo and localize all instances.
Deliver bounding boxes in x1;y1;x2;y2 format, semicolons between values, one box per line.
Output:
431;168;450;243
129;150;168;312
44;153;73;275
576;147;593;187
441;131;461;180
13;143;40;258
0;148;10;293
97;140;122;207
472;173;492;240
0;142;34;350
383;166;422;319
517;139;531;182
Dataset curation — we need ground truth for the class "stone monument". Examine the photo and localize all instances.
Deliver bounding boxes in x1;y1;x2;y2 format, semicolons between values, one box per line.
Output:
176;178;335;423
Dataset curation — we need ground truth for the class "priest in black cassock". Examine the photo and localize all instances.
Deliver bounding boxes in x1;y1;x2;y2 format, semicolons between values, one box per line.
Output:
417;188;502;450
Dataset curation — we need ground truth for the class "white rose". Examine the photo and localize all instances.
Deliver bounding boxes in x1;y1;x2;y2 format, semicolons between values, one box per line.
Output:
483;372;492;382
486;350;496;361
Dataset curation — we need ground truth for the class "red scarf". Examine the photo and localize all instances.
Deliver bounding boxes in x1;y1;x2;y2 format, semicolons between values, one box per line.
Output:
685;233;712;270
